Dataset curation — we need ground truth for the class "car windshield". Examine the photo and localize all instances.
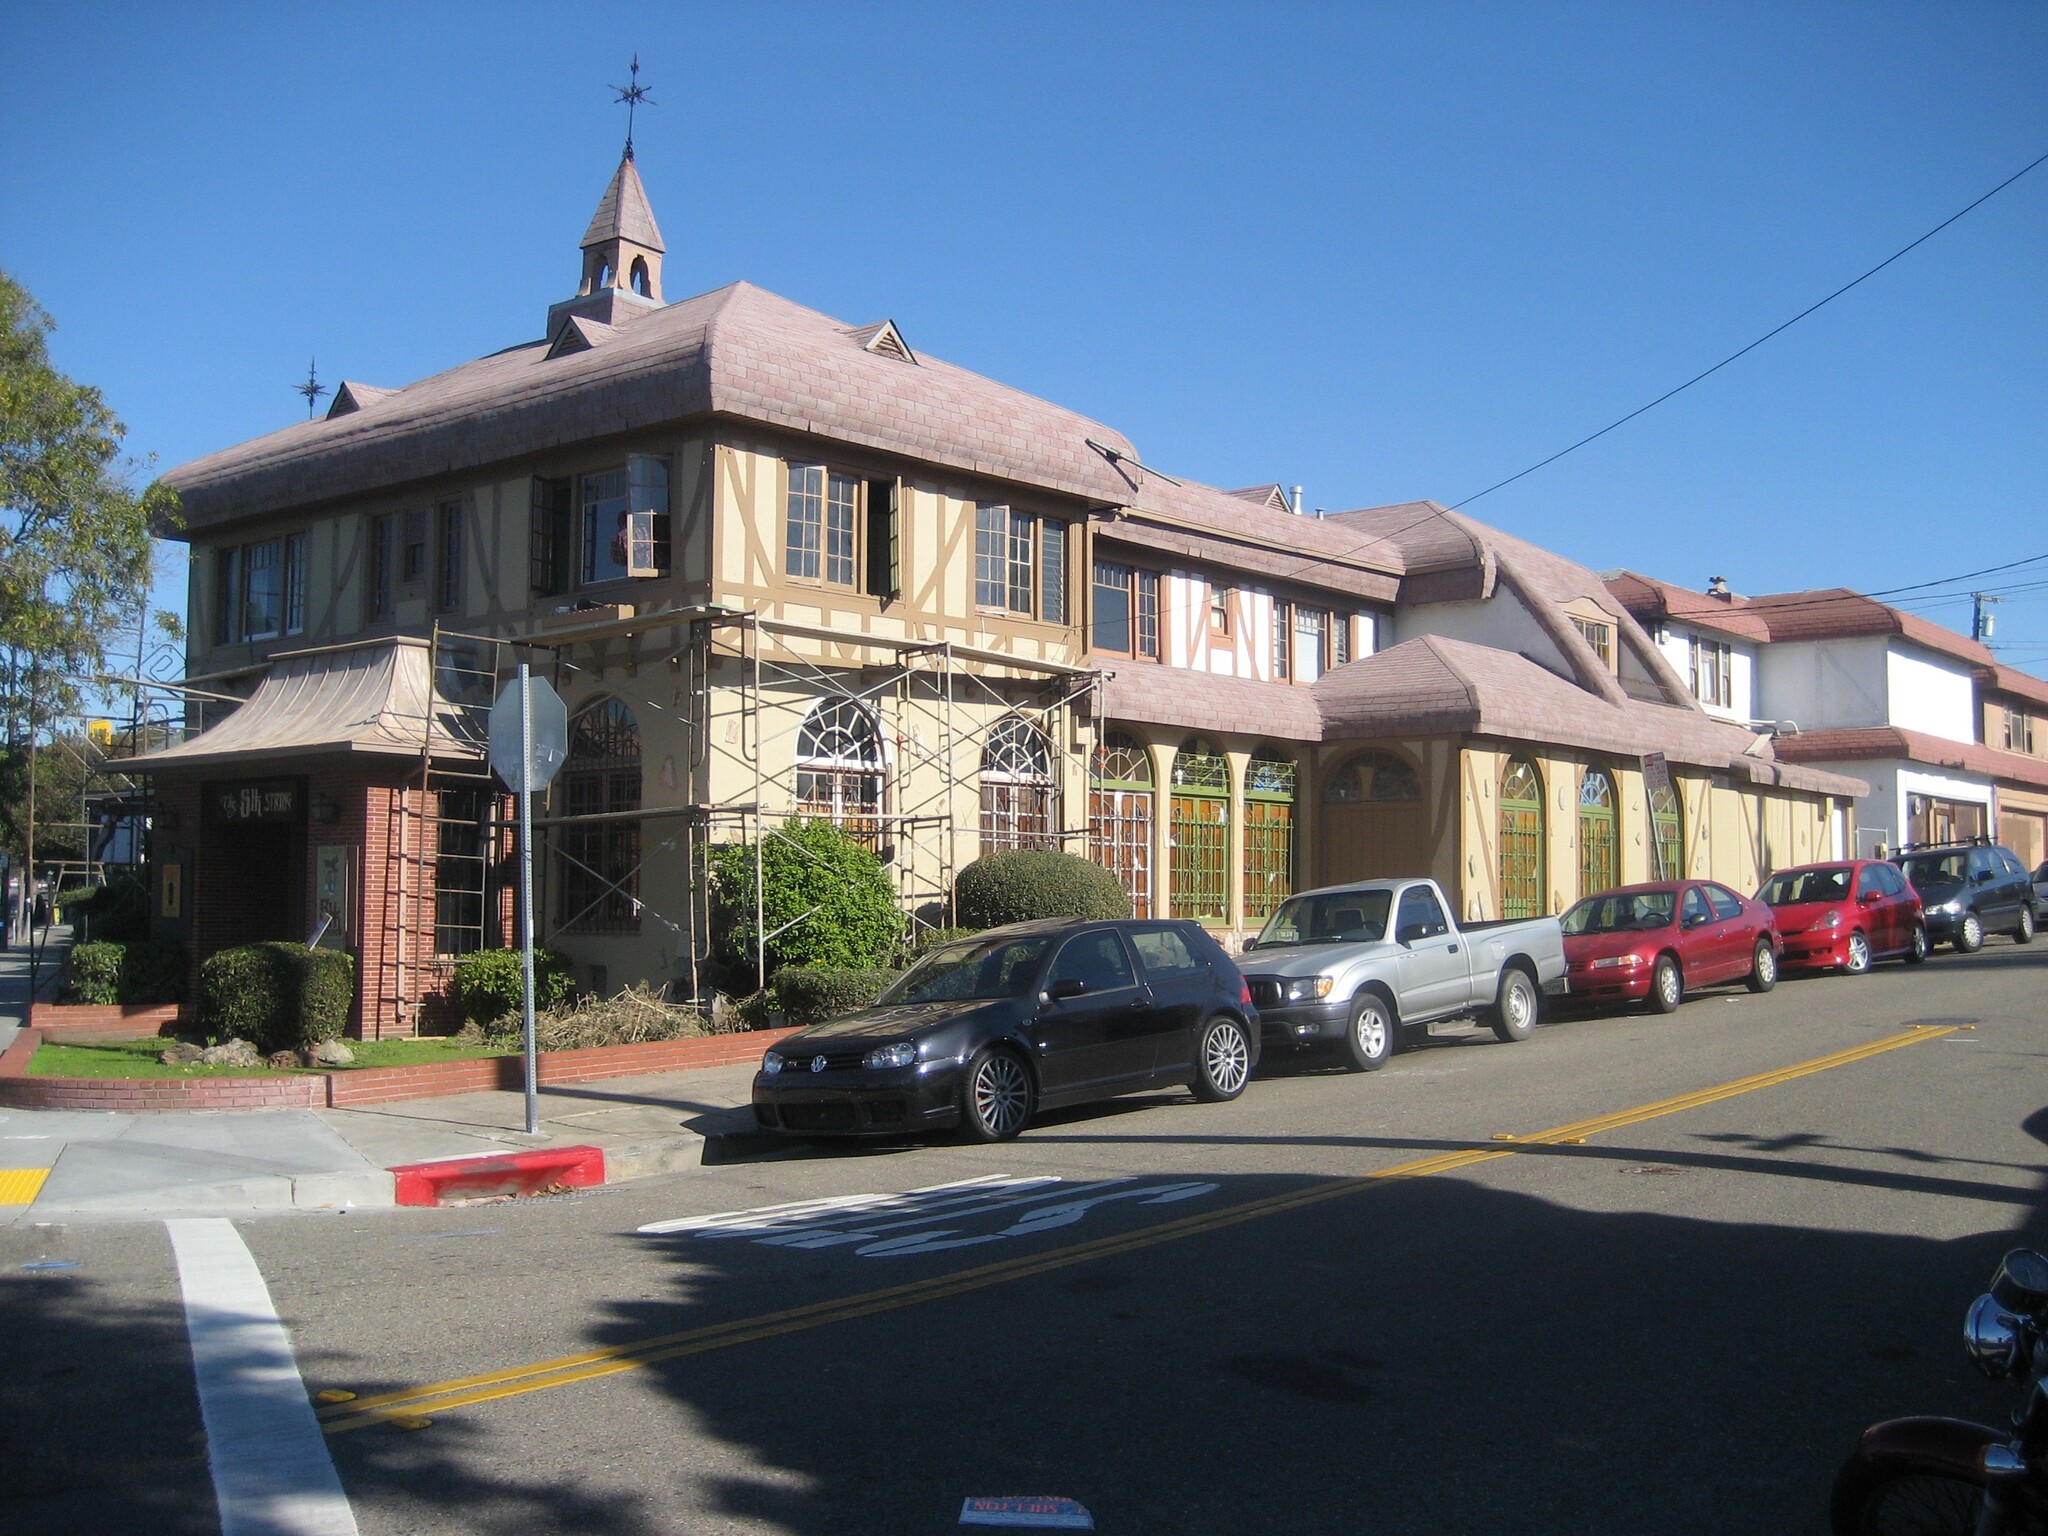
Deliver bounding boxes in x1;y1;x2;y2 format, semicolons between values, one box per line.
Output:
1899;853;1968;890
1563;890;1675;935
1254;889;1394;948
878;936;1054;1006
1759;867;1851;906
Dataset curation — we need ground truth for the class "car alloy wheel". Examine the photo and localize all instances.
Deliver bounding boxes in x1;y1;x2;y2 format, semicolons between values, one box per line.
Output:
1957;912;1984;954
964;1049;1032;1142
1344;995;1393;1073
1746;940;1777;994
1649;955;1683;1014
2017;906;2036;945
1845;932;1871;974
1192;1017;1251;1102
1905;924;1929;965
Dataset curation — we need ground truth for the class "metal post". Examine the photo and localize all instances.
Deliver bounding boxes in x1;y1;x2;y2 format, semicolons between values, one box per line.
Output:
517;663;539;1135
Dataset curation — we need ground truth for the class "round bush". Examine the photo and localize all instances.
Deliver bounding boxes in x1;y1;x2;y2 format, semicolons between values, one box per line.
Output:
770;966;901;1026
953;850;1132;930
451;948;577;1027
709;818;904;979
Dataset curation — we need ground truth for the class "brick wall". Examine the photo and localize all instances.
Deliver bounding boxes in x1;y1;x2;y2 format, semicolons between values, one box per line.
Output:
0;1028;325;1111
28;1003;184;1039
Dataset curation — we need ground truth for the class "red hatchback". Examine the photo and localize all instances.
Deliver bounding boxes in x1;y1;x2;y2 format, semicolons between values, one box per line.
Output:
1562;880;1782;1014
1759;860;1927;974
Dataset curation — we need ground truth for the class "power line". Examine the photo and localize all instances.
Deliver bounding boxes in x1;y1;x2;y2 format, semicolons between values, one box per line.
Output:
1452;148;2048;510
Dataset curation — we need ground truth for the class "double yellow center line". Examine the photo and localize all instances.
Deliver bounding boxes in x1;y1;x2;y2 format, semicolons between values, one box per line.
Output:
318;1025;1951;1434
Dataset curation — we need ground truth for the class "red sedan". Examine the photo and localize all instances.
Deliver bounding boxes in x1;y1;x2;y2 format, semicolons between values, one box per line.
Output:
1562;880;1782;1013
1759;860;1927;974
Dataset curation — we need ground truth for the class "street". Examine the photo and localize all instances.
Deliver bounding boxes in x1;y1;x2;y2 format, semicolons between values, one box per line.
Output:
4;940;2044;1536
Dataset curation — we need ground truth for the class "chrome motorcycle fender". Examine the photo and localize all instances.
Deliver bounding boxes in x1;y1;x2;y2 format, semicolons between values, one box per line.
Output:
1856;1416;2007;1480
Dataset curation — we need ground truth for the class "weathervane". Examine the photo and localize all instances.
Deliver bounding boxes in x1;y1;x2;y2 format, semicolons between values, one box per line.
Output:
295;358;328;419
610;53;654;160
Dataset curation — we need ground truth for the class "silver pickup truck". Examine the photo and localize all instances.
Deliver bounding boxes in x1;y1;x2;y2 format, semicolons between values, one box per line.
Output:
1238;877;1567;1071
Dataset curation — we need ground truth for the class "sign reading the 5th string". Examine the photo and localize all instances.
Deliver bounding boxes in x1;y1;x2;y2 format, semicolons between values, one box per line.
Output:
209;778;301;824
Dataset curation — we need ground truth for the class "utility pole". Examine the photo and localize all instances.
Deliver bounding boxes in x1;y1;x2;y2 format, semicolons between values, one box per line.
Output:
1973;592;2003;644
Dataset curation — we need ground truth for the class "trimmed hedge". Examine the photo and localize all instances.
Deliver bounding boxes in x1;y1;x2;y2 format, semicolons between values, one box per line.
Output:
708;818;904;977
451;947;578;1027
197;943;356;1052
770;966;901;1026
896;925;978;964
63;873;151;942
64;939;188;1005
953;850;1132;929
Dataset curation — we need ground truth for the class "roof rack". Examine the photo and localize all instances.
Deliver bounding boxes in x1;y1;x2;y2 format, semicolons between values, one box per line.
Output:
1891;834;1995;855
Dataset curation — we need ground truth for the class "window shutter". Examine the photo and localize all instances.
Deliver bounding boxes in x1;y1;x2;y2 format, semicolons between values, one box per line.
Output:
866;478;900;597
530;476;572;596
624;455;670;578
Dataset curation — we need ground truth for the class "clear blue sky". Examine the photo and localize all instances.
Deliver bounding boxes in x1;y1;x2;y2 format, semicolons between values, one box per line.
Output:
5;4;2045;665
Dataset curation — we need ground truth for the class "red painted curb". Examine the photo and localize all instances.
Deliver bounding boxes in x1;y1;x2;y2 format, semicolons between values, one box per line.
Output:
389;1145;607;1206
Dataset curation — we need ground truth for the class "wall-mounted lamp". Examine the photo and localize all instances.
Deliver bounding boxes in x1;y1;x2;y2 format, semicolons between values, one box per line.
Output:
310;793;342;825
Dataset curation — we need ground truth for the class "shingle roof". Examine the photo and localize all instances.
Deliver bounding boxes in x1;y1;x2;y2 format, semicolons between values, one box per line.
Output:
1097;664;1323;742
1742;589;1995;665
582;154;665;252
1311;636;1865;796
1603;569;1774;644
162;281;1140;530
1770;726;2048;792
1981;663;2048;710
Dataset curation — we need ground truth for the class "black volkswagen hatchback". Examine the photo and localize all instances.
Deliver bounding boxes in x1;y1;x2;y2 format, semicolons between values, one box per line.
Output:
752;918;1260;1142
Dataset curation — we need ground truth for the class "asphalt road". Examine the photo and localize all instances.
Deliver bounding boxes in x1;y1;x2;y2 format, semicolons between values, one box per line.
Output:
5;938;2045;1536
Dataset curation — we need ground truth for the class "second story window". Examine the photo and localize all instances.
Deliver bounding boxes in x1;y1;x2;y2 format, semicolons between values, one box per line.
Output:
1690;636;1732;708
581;468;630;584
213;546;242;646
401;508;429;584
213;535;308;645
976;503;1064;619
1293;606;1329;683
1571;614;1615;669
786;464;858;586
436;501;464;613
366;513;394;621
283;533;306;636
1092;562;1158;658
1209;587;1233;638
1334;613;1352;666
1273;601;1290;679
243;538;283;641
2008;708;2039;755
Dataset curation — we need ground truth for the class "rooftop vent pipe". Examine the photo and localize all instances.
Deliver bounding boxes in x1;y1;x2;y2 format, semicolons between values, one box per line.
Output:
1291;485;1304;515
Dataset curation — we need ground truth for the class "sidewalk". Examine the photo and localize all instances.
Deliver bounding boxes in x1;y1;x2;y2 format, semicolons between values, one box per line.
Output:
0;922;72;1053
0;1055;769;1223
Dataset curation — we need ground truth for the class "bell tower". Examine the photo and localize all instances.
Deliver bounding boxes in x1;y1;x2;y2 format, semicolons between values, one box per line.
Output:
578;152;665;303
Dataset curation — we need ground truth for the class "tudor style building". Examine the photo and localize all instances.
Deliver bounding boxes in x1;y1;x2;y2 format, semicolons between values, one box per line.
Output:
131;147;1865;1036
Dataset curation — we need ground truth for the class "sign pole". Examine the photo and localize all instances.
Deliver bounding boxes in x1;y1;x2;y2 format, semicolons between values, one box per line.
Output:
518;664;539;1136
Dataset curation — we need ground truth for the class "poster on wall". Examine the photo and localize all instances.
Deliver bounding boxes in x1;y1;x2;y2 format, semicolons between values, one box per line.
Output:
314;845;354;947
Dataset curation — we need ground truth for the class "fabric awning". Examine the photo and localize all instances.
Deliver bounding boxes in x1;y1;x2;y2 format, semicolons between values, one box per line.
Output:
126;638;486;773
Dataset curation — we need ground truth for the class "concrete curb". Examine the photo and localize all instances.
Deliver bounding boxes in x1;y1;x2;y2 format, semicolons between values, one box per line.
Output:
24;1168;396;1218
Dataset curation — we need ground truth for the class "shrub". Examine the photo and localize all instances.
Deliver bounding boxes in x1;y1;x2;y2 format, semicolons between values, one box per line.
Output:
64;872;151;942
451;947;577;1027
64;942;125;1005
894;925;978;965
198;943;355;1052
708;818;904;978
953;850;1132;929
770;966;900;1026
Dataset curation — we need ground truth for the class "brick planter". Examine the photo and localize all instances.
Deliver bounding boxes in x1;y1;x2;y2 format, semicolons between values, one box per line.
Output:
0;1025;802;1113
28;1003;187;1040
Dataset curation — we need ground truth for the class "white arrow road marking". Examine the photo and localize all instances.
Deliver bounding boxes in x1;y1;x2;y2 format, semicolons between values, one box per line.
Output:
168;1219;359;1536
637;1174;1221;1259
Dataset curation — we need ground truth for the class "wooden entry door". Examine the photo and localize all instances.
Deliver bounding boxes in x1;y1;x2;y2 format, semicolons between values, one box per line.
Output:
1319;803;1430;886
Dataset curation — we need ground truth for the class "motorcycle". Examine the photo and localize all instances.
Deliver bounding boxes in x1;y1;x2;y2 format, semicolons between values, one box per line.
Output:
1832;1248;2048;1535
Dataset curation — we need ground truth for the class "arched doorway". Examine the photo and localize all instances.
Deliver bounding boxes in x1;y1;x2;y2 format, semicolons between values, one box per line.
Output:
1650;782;1683;880
1090;730;1154;918
1318;749;1426;885
1578;766;1618;898
1498;757;1545;919
1169;739;1230;922
1242;747;1297;924
557;696;642;933
795;698;885;846
979;715;1056;856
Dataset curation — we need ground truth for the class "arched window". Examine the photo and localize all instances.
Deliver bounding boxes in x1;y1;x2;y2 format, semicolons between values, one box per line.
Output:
1498;756;1545;920
796;699;885;845
1578;766;1618;898
1323;751;1422;803
1090;730;1154;918
1650;782;1683;880
557;697;641;932
1170;738;1230;921
980;716;1056;856
1243;747;1297;923
629;256;652;297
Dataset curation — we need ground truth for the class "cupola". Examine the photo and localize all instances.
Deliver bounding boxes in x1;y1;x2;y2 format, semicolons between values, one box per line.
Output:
546;151;667;346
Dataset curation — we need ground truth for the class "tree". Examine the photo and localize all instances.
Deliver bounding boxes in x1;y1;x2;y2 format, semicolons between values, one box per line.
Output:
1;271;176;731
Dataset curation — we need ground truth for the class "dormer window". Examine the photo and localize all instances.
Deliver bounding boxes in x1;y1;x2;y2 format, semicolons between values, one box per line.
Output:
1689;636;1733;708
1570;614;1615;669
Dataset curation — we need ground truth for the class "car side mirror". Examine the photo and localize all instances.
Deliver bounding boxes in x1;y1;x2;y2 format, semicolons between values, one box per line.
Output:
1858;890;1881;904
1976;870;1996;884
1395;923;1426;945
1046;977;1087;1002
1241;938;1259;952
